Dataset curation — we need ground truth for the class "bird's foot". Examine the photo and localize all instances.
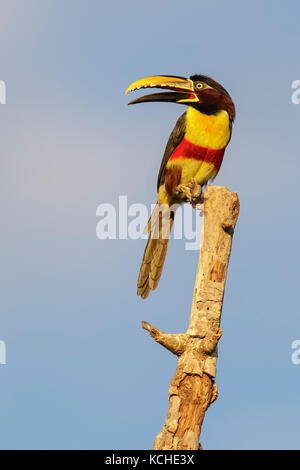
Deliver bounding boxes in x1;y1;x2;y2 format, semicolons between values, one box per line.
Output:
175;179;203;208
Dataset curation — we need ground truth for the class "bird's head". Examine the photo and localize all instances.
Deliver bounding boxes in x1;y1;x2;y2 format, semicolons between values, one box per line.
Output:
125;74;235;121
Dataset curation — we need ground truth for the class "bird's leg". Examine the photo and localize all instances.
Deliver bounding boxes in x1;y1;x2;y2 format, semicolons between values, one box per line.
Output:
175;179;203;208
190;181;204;210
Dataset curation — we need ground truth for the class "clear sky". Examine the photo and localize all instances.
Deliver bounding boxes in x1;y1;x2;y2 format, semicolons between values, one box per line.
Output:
0;0;300;450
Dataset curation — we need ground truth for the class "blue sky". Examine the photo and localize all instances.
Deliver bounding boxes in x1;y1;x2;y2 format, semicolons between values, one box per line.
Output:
0;0;300;449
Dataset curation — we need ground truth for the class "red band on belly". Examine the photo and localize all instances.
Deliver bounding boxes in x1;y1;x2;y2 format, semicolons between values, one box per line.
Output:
169;138;225;172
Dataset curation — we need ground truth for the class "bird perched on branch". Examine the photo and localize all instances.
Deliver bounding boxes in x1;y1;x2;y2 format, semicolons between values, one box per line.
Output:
125;74;235;299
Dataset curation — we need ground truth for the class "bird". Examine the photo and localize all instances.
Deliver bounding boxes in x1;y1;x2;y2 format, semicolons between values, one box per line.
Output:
125;74;235;299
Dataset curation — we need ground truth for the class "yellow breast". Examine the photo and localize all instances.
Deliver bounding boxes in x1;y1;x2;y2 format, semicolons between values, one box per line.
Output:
185;107;231;150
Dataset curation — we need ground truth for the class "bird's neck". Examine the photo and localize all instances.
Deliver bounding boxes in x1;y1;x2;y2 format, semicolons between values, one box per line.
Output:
191;95;235;122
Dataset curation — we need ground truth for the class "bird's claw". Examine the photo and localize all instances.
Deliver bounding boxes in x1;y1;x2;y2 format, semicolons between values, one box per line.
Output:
175;179;203;208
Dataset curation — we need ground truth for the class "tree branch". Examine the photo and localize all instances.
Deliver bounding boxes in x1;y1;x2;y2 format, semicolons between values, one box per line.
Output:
142;185;240;450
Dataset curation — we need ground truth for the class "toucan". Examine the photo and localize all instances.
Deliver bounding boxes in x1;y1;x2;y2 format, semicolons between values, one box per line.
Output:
125;74;235;299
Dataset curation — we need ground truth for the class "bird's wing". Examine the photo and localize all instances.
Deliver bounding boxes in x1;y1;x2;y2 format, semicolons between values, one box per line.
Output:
157;111;186;191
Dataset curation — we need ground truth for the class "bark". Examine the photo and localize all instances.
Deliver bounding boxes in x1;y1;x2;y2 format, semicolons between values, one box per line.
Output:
142;185;240;450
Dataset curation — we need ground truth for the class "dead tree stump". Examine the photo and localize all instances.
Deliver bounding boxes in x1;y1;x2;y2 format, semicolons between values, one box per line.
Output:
142;185;240;450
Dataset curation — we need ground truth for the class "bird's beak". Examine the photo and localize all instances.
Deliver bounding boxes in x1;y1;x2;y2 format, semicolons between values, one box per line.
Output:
125;75;198;105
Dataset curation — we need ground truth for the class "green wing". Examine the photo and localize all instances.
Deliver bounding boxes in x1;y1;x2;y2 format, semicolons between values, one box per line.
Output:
156;112;186;191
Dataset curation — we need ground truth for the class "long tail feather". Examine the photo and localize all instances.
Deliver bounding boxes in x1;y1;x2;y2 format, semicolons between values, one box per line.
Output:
137;203;174;299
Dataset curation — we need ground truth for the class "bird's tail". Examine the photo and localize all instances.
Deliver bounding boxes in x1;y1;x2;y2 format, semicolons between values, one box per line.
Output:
137;203;176;299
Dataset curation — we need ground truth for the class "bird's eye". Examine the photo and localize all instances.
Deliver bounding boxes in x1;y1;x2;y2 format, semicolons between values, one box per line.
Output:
195;82;203;89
